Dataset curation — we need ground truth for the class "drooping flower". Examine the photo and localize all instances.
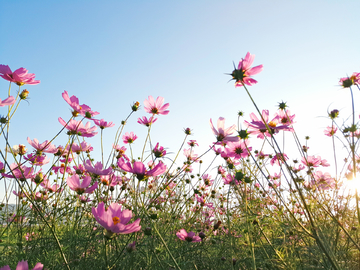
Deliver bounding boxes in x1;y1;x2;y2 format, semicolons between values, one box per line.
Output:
118;158;166;180
66;174;98;195
92;202;141;234
137;116;158;127
230;52;263;87
0;260;43;270
0;65;40;86
144;96;169;115
93;119;115;129
0;96;15;107
176;229;201;242
122;132;138;144
210;117;238;144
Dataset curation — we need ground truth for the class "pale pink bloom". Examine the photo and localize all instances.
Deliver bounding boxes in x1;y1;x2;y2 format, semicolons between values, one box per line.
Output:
195;194;214;209
78;195;91;203
183;148;199;162
67;141;93;153
339;72;360;88
100;175;120;186
0;65;40;86
144;96;169;115
313;171;336;190
66;174;98;195
92;202;141;234
301;155;322;167
245;110;288;139
93;119;115;129
118;158;167;180
0;260;43;270
270;153;289;166
62;91;99;117
52;164;73;175
292;164;305;173
122;132;138;144
255;151;268;159
40;180;61;193
84;160;113;176
137;116;158;126
225;139;252;159
58;117;98;137
231;52;263;87
324;126;337;137
27;137;57;154
3;164;34;180
274;110;295;130
0;96;15;107
210;117;238;144
176;229;201;242
202;174;214;186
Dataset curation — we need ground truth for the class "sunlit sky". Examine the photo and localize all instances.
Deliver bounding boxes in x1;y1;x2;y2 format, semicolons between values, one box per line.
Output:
1;0;360;201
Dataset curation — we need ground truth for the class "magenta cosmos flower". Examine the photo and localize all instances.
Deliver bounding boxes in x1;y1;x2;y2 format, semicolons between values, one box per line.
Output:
0;65;40;86
230;52;263;87
144;96;169;115
27;137;57;154
84;159;113;176
224;139;252;159
93;119;115;129
0;260;43;270
66;174;98;195
118;158;166;180
176;229;201;242
137;116;158;127
210;117;238;144
0;96;15;107
245;110;288;139
92;202;141;234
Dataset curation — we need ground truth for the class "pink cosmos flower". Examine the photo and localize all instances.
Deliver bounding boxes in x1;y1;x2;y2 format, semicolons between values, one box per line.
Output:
0;65;40;86
245;110;289;139
93;119;115;129
62;91;99;118
339;72;360;88
153;143;166;158
0;96;15;107
66;175;98;195
92;202;141;234
187;140;199;147
210;117;238;144
122;132;138;144
84;160;113;176
176;229;201;242
67;141;93;154
301;155;322;167
274;110;295;131
324;126;337;137
223;174;239;185
40;179;61;193
202;174;214;186
58;117;98;137
24;153;50;166
27;137;57;154
0;260;43;270
224;140;252;159
137;116;158;126
118;158;167;180
183;148;199;162
230;52;263;87
3;164;34;180
313;171;336;190
144;96;169;115
270;153;289;166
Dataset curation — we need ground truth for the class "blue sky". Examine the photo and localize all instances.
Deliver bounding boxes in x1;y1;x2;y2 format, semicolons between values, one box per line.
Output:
1;0;360;201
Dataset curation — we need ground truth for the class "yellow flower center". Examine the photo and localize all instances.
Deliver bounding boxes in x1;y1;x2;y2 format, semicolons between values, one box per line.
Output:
268;121;277;128
112;216;120;225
